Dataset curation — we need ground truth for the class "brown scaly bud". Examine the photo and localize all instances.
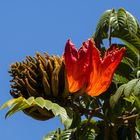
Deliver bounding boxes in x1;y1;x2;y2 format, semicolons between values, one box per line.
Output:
9;52;69;120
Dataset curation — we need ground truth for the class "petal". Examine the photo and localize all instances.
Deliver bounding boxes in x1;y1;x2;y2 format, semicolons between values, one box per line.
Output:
64;39;92;93
86;44;126;96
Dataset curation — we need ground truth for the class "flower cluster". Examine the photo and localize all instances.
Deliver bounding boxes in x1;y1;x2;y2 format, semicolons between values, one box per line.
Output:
64;39;126;96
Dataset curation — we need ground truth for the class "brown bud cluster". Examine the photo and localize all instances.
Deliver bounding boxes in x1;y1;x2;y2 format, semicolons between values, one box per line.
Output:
9;52;69;120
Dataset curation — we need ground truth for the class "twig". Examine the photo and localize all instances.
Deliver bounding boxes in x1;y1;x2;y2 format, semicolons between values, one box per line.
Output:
122;114;139;121
114;114;139;125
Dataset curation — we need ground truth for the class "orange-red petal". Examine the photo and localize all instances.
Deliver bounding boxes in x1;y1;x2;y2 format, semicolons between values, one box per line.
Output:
64;39;92;93
86;44;126;96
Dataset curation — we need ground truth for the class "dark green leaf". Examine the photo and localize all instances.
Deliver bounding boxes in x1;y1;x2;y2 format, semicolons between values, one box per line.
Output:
43;128;75;140
110;84;126;108
93;9;114;48
93;8;140;67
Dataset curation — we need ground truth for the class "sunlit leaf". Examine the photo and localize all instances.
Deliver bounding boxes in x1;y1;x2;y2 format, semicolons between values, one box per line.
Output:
113;74;128;84
33;98;73;129
1;96;73;128
35;97;46;108
124;95;135;104
25;96;34;105
0;96;23;110
124;79;139;97
43;131;56;140
5;100;30;118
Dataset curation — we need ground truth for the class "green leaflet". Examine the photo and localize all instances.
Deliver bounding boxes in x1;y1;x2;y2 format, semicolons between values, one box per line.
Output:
5;100;30;118
43;131;57;140
93;8;140;67
43;128;74;140
1;96;73;129
113;74;129;84
110;78;140;109
93;9;113;47
110;84;126;109
42;125;95;140
134;79;140;96
121;56;135;69
124;79;139;97
0;96;23;110
44;99;73;129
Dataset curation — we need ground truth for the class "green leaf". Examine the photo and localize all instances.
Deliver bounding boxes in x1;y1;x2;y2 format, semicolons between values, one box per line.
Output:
73;120;96;140
42;99;72;129
5;100;30;118
59;129;73;140
34;97;46;108
117;8;127;30
137;70;140;78
126;11;138;34
43;128;75;140
1;96;73;128
124;95;135;104
36;98;72;128
121;56;135;69
134;96;140;111
25;96;34;105
0;96;23;110
93;9;114;48
124;79;139;97
33;97;73;129
93;8;140;67
134;79;140;96
43;120;97;140
115;60;133;80
113;74;128;84
120;37;140;66
43;131;56;140
110;84;126;108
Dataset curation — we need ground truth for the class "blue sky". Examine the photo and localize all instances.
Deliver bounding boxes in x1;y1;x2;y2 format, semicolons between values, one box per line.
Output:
0;0;139;139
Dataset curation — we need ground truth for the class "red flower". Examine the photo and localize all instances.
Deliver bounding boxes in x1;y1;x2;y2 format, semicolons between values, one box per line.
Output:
64;39;126;96
86;43;126;96
64;39;92;93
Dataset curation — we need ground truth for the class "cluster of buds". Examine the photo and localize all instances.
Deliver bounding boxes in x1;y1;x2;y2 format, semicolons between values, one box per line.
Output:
9;52;68;120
